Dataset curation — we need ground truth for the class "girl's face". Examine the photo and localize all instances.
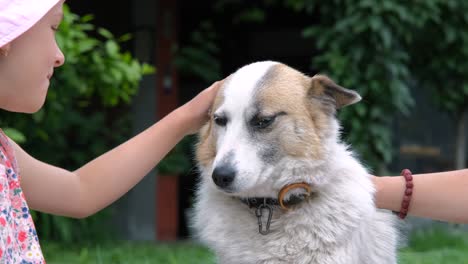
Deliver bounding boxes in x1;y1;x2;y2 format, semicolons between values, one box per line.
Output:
0;0;65;113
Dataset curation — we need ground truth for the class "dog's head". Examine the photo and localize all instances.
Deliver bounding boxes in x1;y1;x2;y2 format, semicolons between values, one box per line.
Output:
196;61;360;197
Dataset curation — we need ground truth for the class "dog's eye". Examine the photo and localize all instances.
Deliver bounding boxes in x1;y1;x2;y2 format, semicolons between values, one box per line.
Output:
214;115;227;126
251;116;275;129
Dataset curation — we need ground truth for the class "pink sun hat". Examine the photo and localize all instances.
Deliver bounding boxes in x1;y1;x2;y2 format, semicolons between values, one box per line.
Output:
0;0;60;47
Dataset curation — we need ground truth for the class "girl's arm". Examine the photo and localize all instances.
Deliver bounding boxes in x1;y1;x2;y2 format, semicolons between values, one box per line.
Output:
373;169;468;223
15;81;221;218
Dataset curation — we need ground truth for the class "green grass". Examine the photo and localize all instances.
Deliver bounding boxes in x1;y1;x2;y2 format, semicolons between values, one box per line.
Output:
400;249;468;264
42;240;215;264
399;227;468;264
42;228;468;264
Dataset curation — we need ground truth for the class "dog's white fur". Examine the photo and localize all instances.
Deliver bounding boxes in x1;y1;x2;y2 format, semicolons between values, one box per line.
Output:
193;61;398;264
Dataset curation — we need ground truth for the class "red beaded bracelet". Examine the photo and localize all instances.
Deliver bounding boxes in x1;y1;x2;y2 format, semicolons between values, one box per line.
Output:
397;169;413;219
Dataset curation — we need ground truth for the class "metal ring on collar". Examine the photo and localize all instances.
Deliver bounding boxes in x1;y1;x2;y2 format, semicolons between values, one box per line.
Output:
278;182;312;210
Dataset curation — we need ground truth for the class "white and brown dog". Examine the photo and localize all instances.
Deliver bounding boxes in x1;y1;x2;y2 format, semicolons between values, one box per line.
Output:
192;61;398;264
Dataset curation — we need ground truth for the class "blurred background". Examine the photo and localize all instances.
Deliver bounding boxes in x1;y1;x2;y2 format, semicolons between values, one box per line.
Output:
1;0;468;263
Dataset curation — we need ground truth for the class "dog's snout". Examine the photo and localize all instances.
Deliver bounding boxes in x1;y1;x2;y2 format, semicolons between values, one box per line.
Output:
212;164;236;189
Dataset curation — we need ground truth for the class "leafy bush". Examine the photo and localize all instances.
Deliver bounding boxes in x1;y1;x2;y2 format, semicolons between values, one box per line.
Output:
156;135;195;175
1;5;153;243
195;0;468;173
292;1;436;172
407;1;468;169
175;21;222;83
174;1;421;173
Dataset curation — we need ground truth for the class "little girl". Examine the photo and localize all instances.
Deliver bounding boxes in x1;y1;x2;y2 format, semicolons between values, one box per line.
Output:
0;0;220;262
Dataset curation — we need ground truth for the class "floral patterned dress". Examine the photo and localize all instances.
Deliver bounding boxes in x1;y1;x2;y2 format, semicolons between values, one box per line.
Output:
0;129;45;264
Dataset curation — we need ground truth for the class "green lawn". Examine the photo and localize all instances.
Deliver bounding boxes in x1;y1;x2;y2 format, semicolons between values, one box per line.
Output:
400;249;468;264
399;227;468;264
43;241;215;264
42;228;468;264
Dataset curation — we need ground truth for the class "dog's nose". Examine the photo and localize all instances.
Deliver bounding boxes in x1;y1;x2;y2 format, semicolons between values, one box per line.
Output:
212;164;236;189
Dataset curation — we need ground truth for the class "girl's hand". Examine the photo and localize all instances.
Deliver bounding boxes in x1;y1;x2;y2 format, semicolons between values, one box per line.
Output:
176;80;223;135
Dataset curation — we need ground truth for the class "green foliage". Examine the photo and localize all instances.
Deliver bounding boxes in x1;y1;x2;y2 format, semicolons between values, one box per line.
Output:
213;1;272;24
176;0;468;172
282;0;468;171
156;136;195;175
178;0;423;172
289;1;447;171
1;127;26;143
174;21;221;83
406;1;468;169
408;1;468;117
56;6;154;107
1;5;152;243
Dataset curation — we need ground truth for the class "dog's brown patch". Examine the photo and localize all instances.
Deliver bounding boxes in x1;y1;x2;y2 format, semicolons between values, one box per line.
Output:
196;63;359;166
256;64;330;160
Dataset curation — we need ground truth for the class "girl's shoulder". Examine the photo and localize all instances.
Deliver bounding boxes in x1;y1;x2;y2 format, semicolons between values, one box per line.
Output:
0;129;45;263
0;129;19;172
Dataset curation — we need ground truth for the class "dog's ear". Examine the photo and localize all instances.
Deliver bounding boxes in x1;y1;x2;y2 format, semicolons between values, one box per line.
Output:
308;75;361;113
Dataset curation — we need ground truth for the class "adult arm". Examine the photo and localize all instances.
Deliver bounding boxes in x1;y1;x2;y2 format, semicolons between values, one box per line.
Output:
373;169;468;223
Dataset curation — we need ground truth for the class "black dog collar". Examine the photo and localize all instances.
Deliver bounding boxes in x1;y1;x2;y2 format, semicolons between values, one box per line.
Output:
238;193;310;235
239;195;306;209
237;183;313;235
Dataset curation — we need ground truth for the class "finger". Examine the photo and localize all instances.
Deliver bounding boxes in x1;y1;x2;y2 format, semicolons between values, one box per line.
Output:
207;80;223;93
203;79;225;116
